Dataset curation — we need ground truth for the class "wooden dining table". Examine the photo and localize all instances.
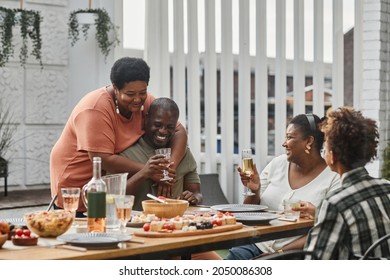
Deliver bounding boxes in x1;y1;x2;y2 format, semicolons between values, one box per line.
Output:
0;214;313;260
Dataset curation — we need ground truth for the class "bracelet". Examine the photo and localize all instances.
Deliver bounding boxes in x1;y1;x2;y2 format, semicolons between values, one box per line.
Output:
277;249;284;254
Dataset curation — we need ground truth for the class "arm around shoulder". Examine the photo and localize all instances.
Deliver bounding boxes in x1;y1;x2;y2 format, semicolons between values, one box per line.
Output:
169;123;188;169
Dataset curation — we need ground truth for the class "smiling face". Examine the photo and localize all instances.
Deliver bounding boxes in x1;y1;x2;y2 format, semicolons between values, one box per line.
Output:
114;80;148;116
143;106;178;149
282;124;309;162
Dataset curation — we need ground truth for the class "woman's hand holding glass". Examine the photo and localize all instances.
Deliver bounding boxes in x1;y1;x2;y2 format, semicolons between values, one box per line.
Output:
292;201;316;220
237;164;260;193
241;149;256;196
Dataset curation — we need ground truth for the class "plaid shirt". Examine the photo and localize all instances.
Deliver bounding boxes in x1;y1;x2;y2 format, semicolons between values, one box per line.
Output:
305;167;390;259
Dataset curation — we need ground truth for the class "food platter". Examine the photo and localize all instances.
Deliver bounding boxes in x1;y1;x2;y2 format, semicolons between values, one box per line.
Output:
126;210;148;227
210;204;268;213
57;233;131;249
233;212;281;225
134;223;243;238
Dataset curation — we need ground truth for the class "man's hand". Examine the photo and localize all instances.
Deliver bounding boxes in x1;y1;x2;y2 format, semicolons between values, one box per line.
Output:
143;154;171;182
156;181;174;198
180;190;201;205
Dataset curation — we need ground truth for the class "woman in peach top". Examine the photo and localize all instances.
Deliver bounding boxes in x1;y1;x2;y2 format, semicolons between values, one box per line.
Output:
50;57;187;214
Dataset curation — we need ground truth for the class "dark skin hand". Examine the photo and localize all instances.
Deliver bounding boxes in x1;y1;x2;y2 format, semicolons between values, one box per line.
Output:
126;154;175;195
180;189;203;205
156;164;202;203
89;152;165;183
88;122;187;182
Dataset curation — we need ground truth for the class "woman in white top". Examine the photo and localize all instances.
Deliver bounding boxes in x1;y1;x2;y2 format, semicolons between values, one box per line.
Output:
225;114;340;260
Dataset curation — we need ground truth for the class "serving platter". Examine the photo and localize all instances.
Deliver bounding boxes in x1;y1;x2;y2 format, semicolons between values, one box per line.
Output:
210;204;268;213
57;233;131;249
134;223;243;238
234;212;281;225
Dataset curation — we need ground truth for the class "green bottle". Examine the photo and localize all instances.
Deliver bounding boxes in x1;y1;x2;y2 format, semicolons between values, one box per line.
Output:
82;157;107;232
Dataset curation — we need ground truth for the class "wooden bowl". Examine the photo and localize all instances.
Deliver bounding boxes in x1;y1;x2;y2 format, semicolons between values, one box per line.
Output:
0;233;7;248
142;199;189;218
11;236;38;246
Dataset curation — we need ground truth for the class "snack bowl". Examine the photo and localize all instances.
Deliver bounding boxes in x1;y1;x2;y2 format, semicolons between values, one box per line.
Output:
142;199;189;218
0;233;7;248
11;236;38;246
8;226;28;240
23;210;74;237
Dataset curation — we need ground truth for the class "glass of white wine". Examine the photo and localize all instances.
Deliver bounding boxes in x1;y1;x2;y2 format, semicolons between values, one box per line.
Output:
155;147;173;181
241;149;255;196
114;195;134;234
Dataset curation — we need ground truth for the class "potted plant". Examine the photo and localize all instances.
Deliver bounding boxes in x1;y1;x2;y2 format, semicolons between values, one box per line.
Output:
0;6;43;67
68;8;120;61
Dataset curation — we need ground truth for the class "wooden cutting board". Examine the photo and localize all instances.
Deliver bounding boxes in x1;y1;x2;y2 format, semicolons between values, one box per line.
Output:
134;223;243;238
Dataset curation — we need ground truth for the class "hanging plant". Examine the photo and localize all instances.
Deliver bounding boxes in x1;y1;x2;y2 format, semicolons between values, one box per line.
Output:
18;8;43;67
0;7;16;67
0;7;43;67
68;8;120;61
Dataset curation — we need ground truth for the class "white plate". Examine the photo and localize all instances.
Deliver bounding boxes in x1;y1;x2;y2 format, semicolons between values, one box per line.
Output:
57;233;131;249
210;204;268;212
234;212;281;225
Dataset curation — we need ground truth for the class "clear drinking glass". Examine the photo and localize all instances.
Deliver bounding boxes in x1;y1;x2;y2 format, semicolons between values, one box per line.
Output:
61;187;80;225
114;195;135;234
155;147;173;181
241;149;255;196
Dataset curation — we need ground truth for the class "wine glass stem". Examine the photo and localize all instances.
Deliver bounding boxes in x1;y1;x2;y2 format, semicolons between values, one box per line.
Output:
120;222;127;234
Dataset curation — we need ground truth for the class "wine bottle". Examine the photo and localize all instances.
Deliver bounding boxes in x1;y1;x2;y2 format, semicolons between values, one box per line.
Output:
83;157;107;233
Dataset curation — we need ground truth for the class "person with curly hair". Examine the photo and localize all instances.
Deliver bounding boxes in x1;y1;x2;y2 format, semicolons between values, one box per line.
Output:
305;106;390;259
